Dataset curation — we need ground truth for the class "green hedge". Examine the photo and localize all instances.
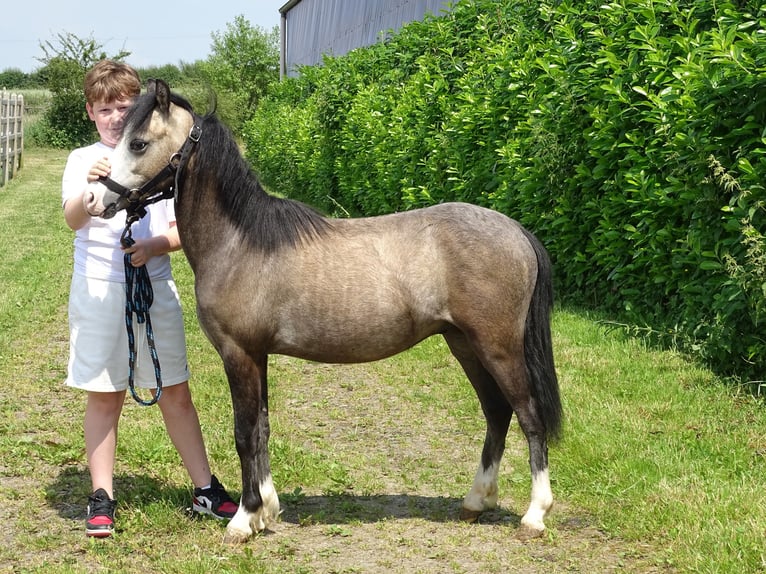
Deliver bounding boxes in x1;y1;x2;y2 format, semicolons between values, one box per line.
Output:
244;0;766;387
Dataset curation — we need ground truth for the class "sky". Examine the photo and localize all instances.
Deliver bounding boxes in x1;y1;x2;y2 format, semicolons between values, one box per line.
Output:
0;0;287;73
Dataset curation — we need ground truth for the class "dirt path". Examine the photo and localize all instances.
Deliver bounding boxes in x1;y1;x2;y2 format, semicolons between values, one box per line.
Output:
0;261;674;574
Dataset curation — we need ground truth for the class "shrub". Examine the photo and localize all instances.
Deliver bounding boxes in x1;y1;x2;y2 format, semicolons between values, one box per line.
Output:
245;0;766;386
202;15;279;136
34;56;95;148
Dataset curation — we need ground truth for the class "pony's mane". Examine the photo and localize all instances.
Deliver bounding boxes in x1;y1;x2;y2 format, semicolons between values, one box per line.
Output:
126;90;331;253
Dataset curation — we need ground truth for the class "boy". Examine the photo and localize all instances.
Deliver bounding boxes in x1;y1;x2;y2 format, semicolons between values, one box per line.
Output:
61;59;238;537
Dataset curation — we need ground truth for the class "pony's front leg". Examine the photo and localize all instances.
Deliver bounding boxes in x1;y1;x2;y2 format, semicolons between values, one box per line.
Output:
226;476;279;543
219;350;280;544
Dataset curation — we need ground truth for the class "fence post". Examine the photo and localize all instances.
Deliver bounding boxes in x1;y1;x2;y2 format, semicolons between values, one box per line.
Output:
1;90;24;187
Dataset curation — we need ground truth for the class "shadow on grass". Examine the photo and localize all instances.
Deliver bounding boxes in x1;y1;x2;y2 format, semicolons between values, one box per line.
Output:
278;492;521;527
45;466;199;521
46;466;520;527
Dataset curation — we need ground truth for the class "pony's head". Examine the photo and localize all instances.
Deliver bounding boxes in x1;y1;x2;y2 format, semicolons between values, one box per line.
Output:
86;79;196;218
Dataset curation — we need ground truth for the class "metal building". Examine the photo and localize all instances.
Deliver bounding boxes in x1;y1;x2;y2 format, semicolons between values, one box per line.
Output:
279;0;453;77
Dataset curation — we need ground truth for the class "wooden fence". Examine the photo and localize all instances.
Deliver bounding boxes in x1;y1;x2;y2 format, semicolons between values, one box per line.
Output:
0;91;24;187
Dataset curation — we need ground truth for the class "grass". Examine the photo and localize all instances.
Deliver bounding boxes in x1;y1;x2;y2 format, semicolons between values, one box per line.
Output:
14;89;50;139
1;147;765;572
554;311;766;568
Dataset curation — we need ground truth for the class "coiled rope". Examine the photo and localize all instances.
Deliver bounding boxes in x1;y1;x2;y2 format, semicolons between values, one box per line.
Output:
122;218;163;406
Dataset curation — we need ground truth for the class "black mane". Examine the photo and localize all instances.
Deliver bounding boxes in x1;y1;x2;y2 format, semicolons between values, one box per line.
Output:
126;89;331;253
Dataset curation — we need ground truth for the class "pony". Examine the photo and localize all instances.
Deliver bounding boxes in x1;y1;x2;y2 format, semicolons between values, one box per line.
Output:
86;79;563;543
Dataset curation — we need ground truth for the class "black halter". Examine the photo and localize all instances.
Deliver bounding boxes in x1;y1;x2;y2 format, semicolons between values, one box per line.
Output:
99;121;202;223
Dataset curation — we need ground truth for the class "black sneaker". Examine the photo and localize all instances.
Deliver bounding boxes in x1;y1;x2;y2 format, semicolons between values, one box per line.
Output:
86;488;116;538
192;475;238;520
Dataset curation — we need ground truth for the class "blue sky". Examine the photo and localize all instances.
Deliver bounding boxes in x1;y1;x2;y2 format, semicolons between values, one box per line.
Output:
0;0;286;73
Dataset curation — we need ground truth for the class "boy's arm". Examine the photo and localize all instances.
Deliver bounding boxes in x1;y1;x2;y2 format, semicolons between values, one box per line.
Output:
149;223;182;254
122;223;181;267
63;192;92;231
62;156;111;231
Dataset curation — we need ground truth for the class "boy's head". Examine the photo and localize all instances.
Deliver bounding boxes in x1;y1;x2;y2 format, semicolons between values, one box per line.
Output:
84;60;141;148
84;60;141;105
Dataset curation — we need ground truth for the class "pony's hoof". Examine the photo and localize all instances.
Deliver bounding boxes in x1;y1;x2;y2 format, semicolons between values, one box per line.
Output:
515;524;545;542
459;508;482;523
223;529;251;545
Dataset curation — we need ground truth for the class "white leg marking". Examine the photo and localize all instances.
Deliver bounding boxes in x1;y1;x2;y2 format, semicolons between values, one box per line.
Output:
462;462;499;513
520;468;553;532
225;503;254;543
224;474;281;543
253;473;281;530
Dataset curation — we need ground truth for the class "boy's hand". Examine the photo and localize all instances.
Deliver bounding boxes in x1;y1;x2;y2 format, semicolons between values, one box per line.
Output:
87;157;112;183
122;238;154;267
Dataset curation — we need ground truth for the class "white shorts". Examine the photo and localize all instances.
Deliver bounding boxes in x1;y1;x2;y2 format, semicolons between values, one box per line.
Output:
66;274;190;392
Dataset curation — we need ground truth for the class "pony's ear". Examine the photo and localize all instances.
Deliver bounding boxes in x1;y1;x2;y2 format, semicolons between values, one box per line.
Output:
146;78;157;94
153;79;171;115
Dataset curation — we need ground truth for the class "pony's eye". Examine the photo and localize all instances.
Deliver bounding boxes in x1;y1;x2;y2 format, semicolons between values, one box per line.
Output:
129;139;148;153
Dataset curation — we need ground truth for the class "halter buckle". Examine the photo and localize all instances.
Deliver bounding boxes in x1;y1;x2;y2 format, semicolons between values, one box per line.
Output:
188;123;202;143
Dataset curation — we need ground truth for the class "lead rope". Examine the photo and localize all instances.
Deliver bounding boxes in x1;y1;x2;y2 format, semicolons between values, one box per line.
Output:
121;215;163;406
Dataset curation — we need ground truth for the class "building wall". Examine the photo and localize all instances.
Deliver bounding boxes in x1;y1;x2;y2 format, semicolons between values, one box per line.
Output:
280;0;452;77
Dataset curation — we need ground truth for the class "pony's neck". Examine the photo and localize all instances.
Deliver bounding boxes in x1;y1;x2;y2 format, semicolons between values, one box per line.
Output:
183;114;330;255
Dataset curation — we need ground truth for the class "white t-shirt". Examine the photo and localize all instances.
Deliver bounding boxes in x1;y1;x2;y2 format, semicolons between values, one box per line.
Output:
62;141;175;282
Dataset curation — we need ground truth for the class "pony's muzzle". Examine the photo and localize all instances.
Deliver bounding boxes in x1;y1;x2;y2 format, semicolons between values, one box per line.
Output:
84;182;125;219
101;203;119;219
82;189;105;217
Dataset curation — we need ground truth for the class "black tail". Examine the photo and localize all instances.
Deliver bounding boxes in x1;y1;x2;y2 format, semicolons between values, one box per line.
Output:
520;227;563;441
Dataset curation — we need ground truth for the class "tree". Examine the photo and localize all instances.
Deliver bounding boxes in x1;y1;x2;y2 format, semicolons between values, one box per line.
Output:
202;15;279;134
0;68;28;89
35;32;129;148
139;64;184;86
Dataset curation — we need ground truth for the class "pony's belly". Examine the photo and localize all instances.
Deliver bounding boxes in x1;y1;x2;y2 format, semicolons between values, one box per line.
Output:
275;341;421;363
272;321;442;363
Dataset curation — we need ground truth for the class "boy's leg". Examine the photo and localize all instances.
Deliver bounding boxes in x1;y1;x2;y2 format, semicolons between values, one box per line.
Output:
155;382;212;488
157;382;238;519
84;390;124;537
85;390;126;497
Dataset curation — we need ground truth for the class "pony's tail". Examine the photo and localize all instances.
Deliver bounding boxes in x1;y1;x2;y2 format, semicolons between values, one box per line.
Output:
520;228;563;442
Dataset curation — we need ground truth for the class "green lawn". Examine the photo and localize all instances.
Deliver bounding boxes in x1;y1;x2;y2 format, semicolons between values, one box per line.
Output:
1;147;764;573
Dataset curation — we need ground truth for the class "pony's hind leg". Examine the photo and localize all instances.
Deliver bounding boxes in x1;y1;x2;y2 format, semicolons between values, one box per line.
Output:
485;352;553;536
447;329;554;537
443;331;513;522
513;403;553;535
